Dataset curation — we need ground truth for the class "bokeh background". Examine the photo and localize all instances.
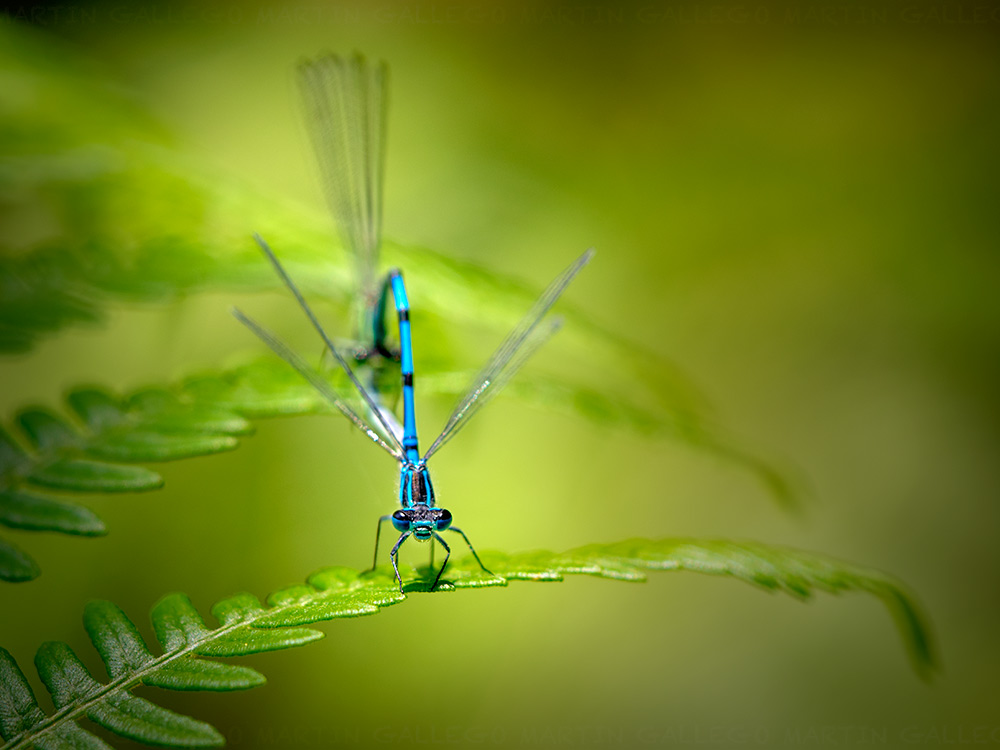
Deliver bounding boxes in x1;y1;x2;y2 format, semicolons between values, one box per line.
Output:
2;0;999;746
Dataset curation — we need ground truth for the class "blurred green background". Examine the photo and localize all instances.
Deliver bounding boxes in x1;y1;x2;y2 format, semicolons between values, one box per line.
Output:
2;0;999;746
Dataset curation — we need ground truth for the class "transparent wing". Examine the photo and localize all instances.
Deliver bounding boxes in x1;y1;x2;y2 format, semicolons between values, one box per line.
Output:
233;309;403;460
298;53;387;302
423;249;594;460
249;233;405;457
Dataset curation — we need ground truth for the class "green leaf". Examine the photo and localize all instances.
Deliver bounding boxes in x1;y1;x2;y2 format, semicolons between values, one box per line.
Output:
0;491;105;536
33;641;210;748
152;592;325;657
83;602;154;679
181;361;328;418
0;538;39;582
66;391;127;433
150;594;213;652
0;432;30;484
1;646;115;749
34;641;104;710
0;537;935;749
0;386;249;583
88;690;224;747
0;647;46;739
28;460;164;493
30;722;115;750
126;390;253;436
15;625;234;749
145;659;265;693
17;411;80;454
87;432;238;463
469;539;938;678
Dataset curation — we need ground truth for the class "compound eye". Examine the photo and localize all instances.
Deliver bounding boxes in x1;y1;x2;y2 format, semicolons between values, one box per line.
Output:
435;508;453;530
391;510;410;532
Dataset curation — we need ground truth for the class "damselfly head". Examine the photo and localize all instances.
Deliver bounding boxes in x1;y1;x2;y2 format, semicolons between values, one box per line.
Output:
391;506;452;540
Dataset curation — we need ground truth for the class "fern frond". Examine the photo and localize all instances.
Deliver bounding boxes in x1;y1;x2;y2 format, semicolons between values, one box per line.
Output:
0;570;401;749
0;538;935;749
469;539;937;680
0;388;251;582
